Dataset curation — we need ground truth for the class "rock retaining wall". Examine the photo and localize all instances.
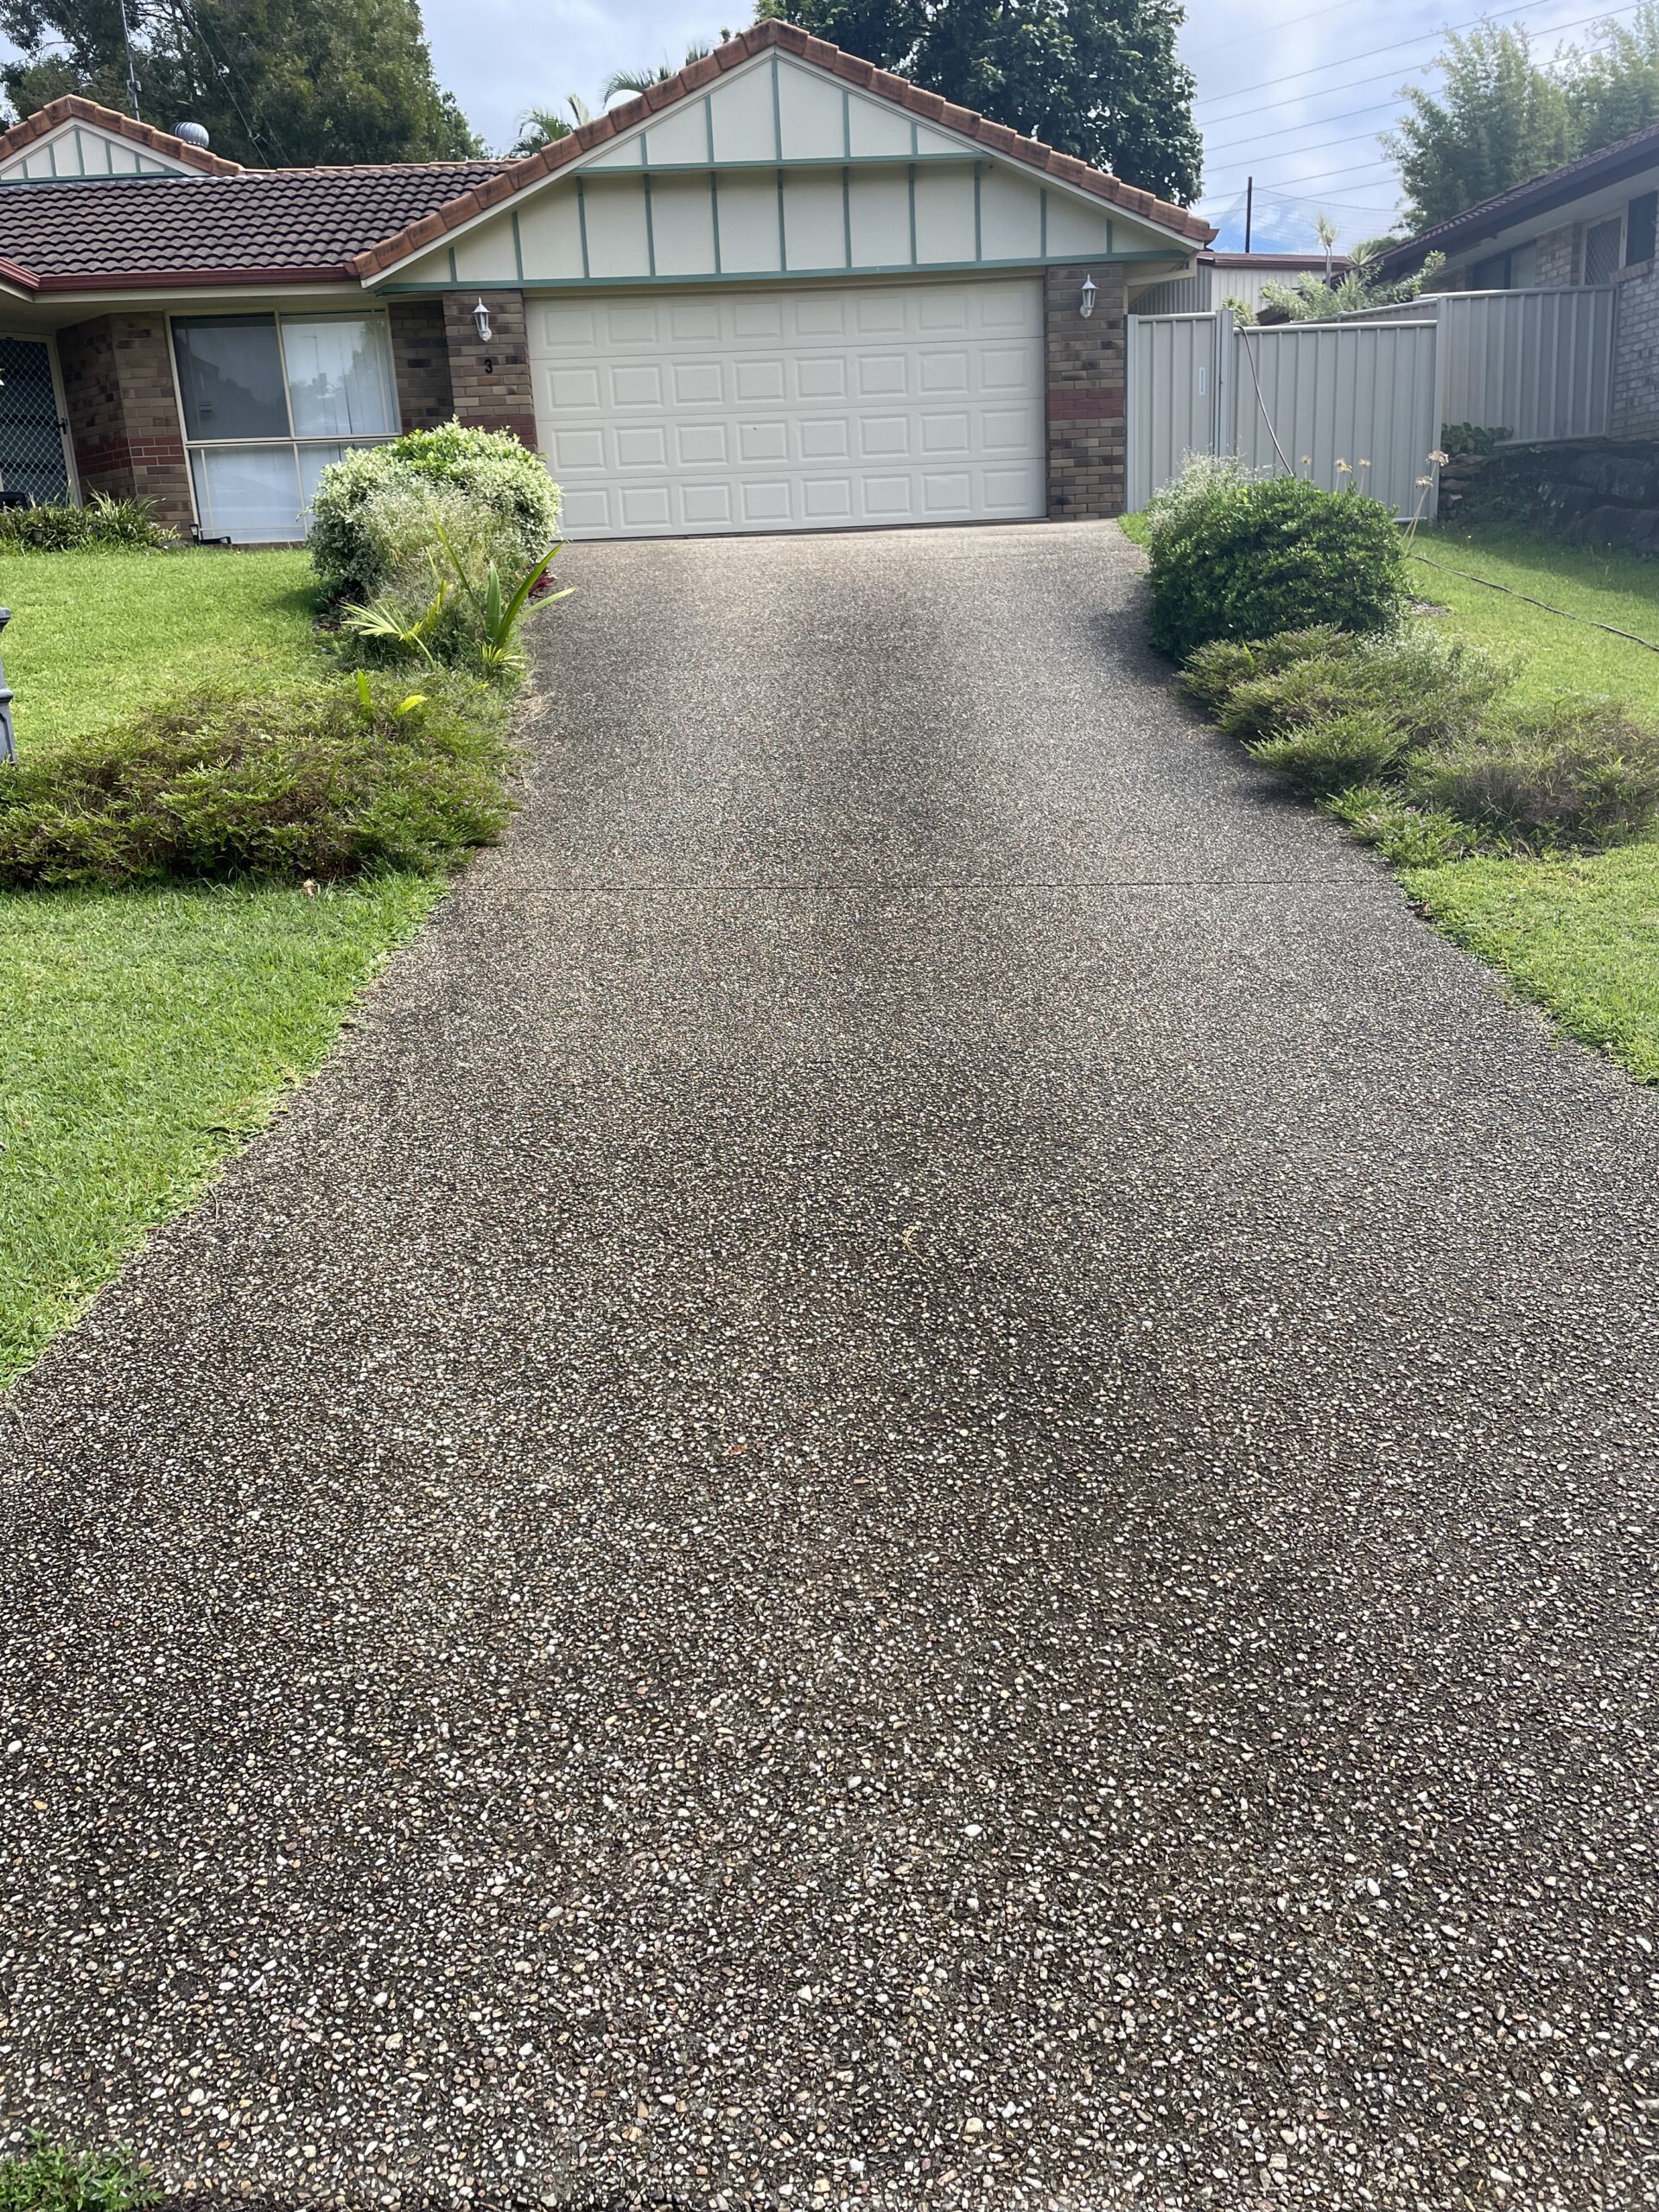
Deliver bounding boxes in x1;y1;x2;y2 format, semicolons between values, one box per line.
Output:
1445;437;1659;553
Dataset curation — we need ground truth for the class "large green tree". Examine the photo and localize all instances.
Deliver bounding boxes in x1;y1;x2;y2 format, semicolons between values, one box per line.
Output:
1563;2;1659;150
1387;25;1572;231
1388;9;1659;231
756;0;1201;204
0;0;480;164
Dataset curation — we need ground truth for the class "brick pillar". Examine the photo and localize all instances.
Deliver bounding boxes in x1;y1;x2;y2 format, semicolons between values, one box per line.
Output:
441;290;537;446
1044;264;1127;520
1611;260;1659;436
56;311;194;531
388;299;455;432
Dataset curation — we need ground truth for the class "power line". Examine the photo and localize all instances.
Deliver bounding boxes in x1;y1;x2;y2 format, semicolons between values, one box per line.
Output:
1186;0;1378;66
1206;123;1403;170
1196;0;1638;112
1205;94;1411;156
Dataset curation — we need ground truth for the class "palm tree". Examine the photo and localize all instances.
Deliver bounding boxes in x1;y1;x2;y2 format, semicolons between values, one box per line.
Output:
603;42;715;103
510;94;592;156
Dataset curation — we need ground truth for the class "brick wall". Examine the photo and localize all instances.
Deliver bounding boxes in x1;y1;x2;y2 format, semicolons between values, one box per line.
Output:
1611;257;1659;435
1535;221;1580;287
442;290;537;446
57;311;194;531
388;299;454;433
1043;263;1127;519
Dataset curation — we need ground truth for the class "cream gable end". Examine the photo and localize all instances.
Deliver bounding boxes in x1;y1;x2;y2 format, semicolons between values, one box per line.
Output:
0;118;199;180
380;50;1193;291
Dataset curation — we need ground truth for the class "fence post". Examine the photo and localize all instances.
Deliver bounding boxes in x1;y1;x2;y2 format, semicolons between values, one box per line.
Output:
0;609;14;766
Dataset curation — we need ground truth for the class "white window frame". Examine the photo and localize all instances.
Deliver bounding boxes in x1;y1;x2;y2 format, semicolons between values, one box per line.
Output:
168;306;399;542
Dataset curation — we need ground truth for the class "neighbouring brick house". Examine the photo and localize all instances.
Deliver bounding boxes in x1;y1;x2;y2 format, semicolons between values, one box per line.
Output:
1372;123;1659;439
0;22;1211;543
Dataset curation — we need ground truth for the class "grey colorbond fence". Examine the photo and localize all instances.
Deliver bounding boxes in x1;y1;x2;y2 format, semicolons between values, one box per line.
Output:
1128;311;1439;518
1128;285;1616;517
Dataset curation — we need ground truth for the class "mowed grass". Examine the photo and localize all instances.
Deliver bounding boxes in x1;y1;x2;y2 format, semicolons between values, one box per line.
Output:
0;548;442;1388
1402;524;1659;1084
3;545;321;755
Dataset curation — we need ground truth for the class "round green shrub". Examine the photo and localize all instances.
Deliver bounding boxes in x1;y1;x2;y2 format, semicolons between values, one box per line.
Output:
309;423;560;601
1147;473;1408;661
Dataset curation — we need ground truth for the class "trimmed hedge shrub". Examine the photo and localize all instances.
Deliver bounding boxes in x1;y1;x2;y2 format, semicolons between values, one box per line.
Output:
0;494;173;551
309;423;560;603
0;672;513;888
1147;469;1408;660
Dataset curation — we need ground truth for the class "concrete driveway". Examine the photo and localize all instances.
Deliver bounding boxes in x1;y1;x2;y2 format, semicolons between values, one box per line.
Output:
3;523;1658;2212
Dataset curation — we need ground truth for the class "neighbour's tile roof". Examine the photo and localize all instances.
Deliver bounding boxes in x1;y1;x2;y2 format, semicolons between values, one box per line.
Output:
1374;119;1659;277
352;16;1214;279
0;94;245;176
0;160;517;290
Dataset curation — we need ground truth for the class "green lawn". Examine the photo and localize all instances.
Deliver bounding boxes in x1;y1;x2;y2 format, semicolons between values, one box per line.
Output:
0;548;442;1388
1402;524;1659;1084
4;545;321;756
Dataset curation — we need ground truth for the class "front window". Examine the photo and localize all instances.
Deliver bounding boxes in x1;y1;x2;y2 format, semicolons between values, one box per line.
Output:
173;312;397;542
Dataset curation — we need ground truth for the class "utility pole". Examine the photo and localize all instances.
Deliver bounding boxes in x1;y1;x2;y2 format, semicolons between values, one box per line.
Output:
1244;175;1254;255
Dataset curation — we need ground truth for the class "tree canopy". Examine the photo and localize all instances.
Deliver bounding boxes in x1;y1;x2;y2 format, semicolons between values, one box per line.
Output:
0;0;481;165
1389;7;1659;232
755;0;1202;205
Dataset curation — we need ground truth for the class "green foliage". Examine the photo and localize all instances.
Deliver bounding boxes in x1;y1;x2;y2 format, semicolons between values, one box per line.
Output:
0;672;512;888
0;2136;155;2212
754;0;1202;202
1255;252;1445;322
1408;696;1659;848
0;494;172;552
1248;709;1416;797
1389;8;1659;230
310;424;560;608
1176;626;1359;712
1388;26;1573;231
1325;785;1484;867
1561;2;1659;155
0;0;479;163
1213;629;1510;747
1146;467;1408;662
509;95;591;156
1440;422;1512;459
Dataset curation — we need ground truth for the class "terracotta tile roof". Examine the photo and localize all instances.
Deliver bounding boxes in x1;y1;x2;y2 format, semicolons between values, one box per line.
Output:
0;94;245;176
352;16;1213;278
0;160;516;290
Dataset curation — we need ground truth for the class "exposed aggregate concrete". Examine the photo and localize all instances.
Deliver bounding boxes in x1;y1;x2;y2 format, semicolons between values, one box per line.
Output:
3;523;1657;2212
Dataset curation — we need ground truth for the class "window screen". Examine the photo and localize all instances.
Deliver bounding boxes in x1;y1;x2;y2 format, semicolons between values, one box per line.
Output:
1584;217;1623;286
1471;251;1511;289
1628;191;1657;268
173;316;289;441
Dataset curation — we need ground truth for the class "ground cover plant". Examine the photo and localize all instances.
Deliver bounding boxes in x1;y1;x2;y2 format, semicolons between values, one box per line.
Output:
0;2134;155;2212
0;523;530;1384
1131;477;1659;1082
0;493;173;552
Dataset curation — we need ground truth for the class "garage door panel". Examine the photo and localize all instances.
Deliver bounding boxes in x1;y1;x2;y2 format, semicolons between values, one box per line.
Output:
530;278;1044;537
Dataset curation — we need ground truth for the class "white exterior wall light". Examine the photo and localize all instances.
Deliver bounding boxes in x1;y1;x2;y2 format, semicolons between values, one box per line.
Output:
1079;274;1097;319
472;298;493;343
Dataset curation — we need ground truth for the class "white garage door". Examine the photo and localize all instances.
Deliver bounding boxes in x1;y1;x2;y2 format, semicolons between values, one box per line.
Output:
528;277;1045;537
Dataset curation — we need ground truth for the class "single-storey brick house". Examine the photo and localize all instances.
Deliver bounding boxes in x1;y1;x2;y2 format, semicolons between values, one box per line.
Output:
1371;122;1659;438
0;20;1211;541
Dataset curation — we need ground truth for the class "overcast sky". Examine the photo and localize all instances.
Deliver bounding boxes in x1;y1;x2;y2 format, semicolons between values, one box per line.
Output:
421;0;1625;251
